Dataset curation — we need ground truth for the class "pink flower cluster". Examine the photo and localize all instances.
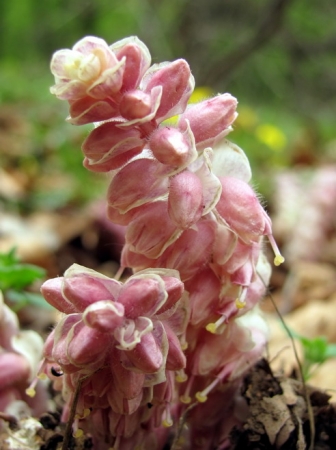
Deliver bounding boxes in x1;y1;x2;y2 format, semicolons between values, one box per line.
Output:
43;35;284;449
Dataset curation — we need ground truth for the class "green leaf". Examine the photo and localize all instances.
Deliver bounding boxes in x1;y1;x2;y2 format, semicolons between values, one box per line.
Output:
301;336;328;365
325;344;336;359
0;248;19;266
0;263;46;290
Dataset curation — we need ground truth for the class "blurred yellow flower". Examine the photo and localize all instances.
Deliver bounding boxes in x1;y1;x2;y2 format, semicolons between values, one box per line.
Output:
255;124;287;151
235;106;259;129
189;86;214;103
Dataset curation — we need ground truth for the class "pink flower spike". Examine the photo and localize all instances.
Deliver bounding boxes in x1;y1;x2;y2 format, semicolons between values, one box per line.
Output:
141;59;195;122
149;121;198;168
111;36;151;92
178;93;238;148
168;170;203;229
82;122;145;172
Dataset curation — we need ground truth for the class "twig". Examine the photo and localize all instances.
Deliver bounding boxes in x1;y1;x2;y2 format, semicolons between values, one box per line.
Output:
203;0;294;86
260;275;315;450
170;402;198;450
62;377;84;450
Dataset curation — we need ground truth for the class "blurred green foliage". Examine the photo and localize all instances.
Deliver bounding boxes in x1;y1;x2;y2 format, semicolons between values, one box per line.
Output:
0;0;335;205
0;248;50;311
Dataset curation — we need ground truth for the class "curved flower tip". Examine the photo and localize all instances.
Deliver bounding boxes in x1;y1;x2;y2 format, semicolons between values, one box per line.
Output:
178;93;238;148
141;59;195;122
111;36;151;92
50;36;125;101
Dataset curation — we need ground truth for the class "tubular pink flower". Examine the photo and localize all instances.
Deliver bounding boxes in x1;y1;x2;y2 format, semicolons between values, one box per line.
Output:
216;176;272;243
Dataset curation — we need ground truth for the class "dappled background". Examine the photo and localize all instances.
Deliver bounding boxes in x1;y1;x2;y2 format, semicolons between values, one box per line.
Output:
1;0;336;395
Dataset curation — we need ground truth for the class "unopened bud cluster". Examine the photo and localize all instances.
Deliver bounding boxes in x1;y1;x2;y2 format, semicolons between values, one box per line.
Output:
39;35;284;449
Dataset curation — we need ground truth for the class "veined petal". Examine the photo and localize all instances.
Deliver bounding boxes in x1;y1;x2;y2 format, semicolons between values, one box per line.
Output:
191;148;222;216
62;264;122;311
82;122;145;171
67;96;119;125
118;275;167;318
107;157;169;213
66;320;111;368
211;139;252;182
125;321;167;373
168;170;203;228
126;201;182;259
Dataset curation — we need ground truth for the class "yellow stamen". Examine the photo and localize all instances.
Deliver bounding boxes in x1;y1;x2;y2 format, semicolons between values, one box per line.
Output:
73;428;84;438
180;394;191;404
206;314;226;334
268;234;285;266
25;387;36;398
38;373;48;381
163;418;173;427
235;298;246;309
274;254;285;266
175;370;188;383
162;406;173;428
195;391;208;403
